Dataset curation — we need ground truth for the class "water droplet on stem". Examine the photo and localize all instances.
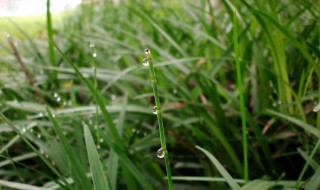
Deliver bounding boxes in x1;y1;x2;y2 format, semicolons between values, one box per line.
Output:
143;58;149;67
144;48;150;55
152;106;158;115
157;148;164;158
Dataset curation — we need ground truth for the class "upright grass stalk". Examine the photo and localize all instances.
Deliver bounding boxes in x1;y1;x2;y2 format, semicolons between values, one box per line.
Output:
144;49;173;190
232;0;248;181
46;0;57;86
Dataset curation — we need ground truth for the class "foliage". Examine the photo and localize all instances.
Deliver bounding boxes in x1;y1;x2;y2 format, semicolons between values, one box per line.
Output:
0;0;319;189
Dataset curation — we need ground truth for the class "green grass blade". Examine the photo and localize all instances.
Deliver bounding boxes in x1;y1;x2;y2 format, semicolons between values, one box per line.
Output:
130;7;186;57
52;42;123;148
232;0;248;181
297;148;319;171
46;0;57;84
108;94;128;190
196;146;241;190
46;107;93;190
83;124;110;190
0;112;69;189
53;43;153;190
266;109;320;138
0;180;48;190
304;167;320;190
296;139;320;188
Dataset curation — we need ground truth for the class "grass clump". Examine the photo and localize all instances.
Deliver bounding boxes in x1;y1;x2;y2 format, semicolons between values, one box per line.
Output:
0;0;319;189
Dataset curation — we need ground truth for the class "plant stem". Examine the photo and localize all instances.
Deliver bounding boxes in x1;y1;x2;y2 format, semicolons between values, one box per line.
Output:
232;1;248;181
46;0;57;87
145;49;173;190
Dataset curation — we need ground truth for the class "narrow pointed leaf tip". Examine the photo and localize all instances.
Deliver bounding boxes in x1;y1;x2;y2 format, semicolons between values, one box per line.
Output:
313;103;320;112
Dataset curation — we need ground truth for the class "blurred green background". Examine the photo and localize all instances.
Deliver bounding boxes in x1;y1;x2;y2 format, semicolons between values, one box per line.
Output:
0;0;319;189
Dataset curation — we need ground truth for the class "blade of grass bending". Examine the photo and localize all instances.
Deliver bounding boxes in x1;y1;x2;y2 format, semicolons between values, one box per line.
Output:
232;0;248;181
83;124;110;190
196;146;241;190
53;43;153;190
241;180;283;190
130;7;186;57
296;139;320;188
0;180;48;190
52;43;123;148
304;167;320;190
145;49;173;190
0;112;69;189
297;148;319;171
46;107;93;190
108;94;128;190
266;109;320;138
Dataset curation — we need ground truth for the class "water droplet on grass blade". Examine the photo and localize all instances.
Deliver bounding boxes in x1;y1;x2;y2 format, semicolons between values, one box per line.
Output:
99;138;104;143
93;52;97;58
22;128;26;133
144;48;150;55
96;144;101;149
143;58;149;67
157;148;164;158
37;134;42;139
152;106;158;115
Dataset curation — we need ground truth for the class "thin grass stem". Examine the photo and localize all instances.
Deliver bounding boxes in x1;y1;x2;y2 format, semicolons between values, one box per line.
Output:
145;49;173;190
232;0;248;181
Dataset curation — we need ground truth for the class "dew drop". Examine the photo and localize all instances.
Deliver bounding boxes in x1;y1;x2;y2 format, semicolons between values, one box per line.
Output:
99;138;104;143
142;58;149;67
45;154;49;158
96;144;101;149
272;102;277;107
53;93;58;98
152;106;158;115
144;48;150;55
51;161;55;165
40;149;44;154
52;114;56;118
89;42;95;48
93;52;97;58
21;128;26;133
30;129;34;133
157;148;164;158
111;94;117;101
38;112;44;117
56;97;61;102
37;134;42;139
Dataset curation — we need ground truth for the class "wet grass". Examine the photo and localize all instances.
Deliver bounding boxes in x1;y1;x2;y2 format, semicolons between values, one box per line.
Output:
0;0;319;189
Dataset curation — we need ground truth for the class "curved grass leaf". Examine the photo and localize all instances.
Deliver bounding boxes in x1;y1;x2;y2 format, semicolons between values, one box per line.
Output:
0;112;69;189
53;43;153;190
46;107;92;190
196;146;241;190
83;124;110;190
266;109;320;138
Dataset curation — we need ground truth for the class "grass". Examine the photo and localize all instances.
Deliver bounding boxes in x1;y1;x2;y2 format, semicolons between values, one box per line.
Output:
144;48;173;189
0;0;320;189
